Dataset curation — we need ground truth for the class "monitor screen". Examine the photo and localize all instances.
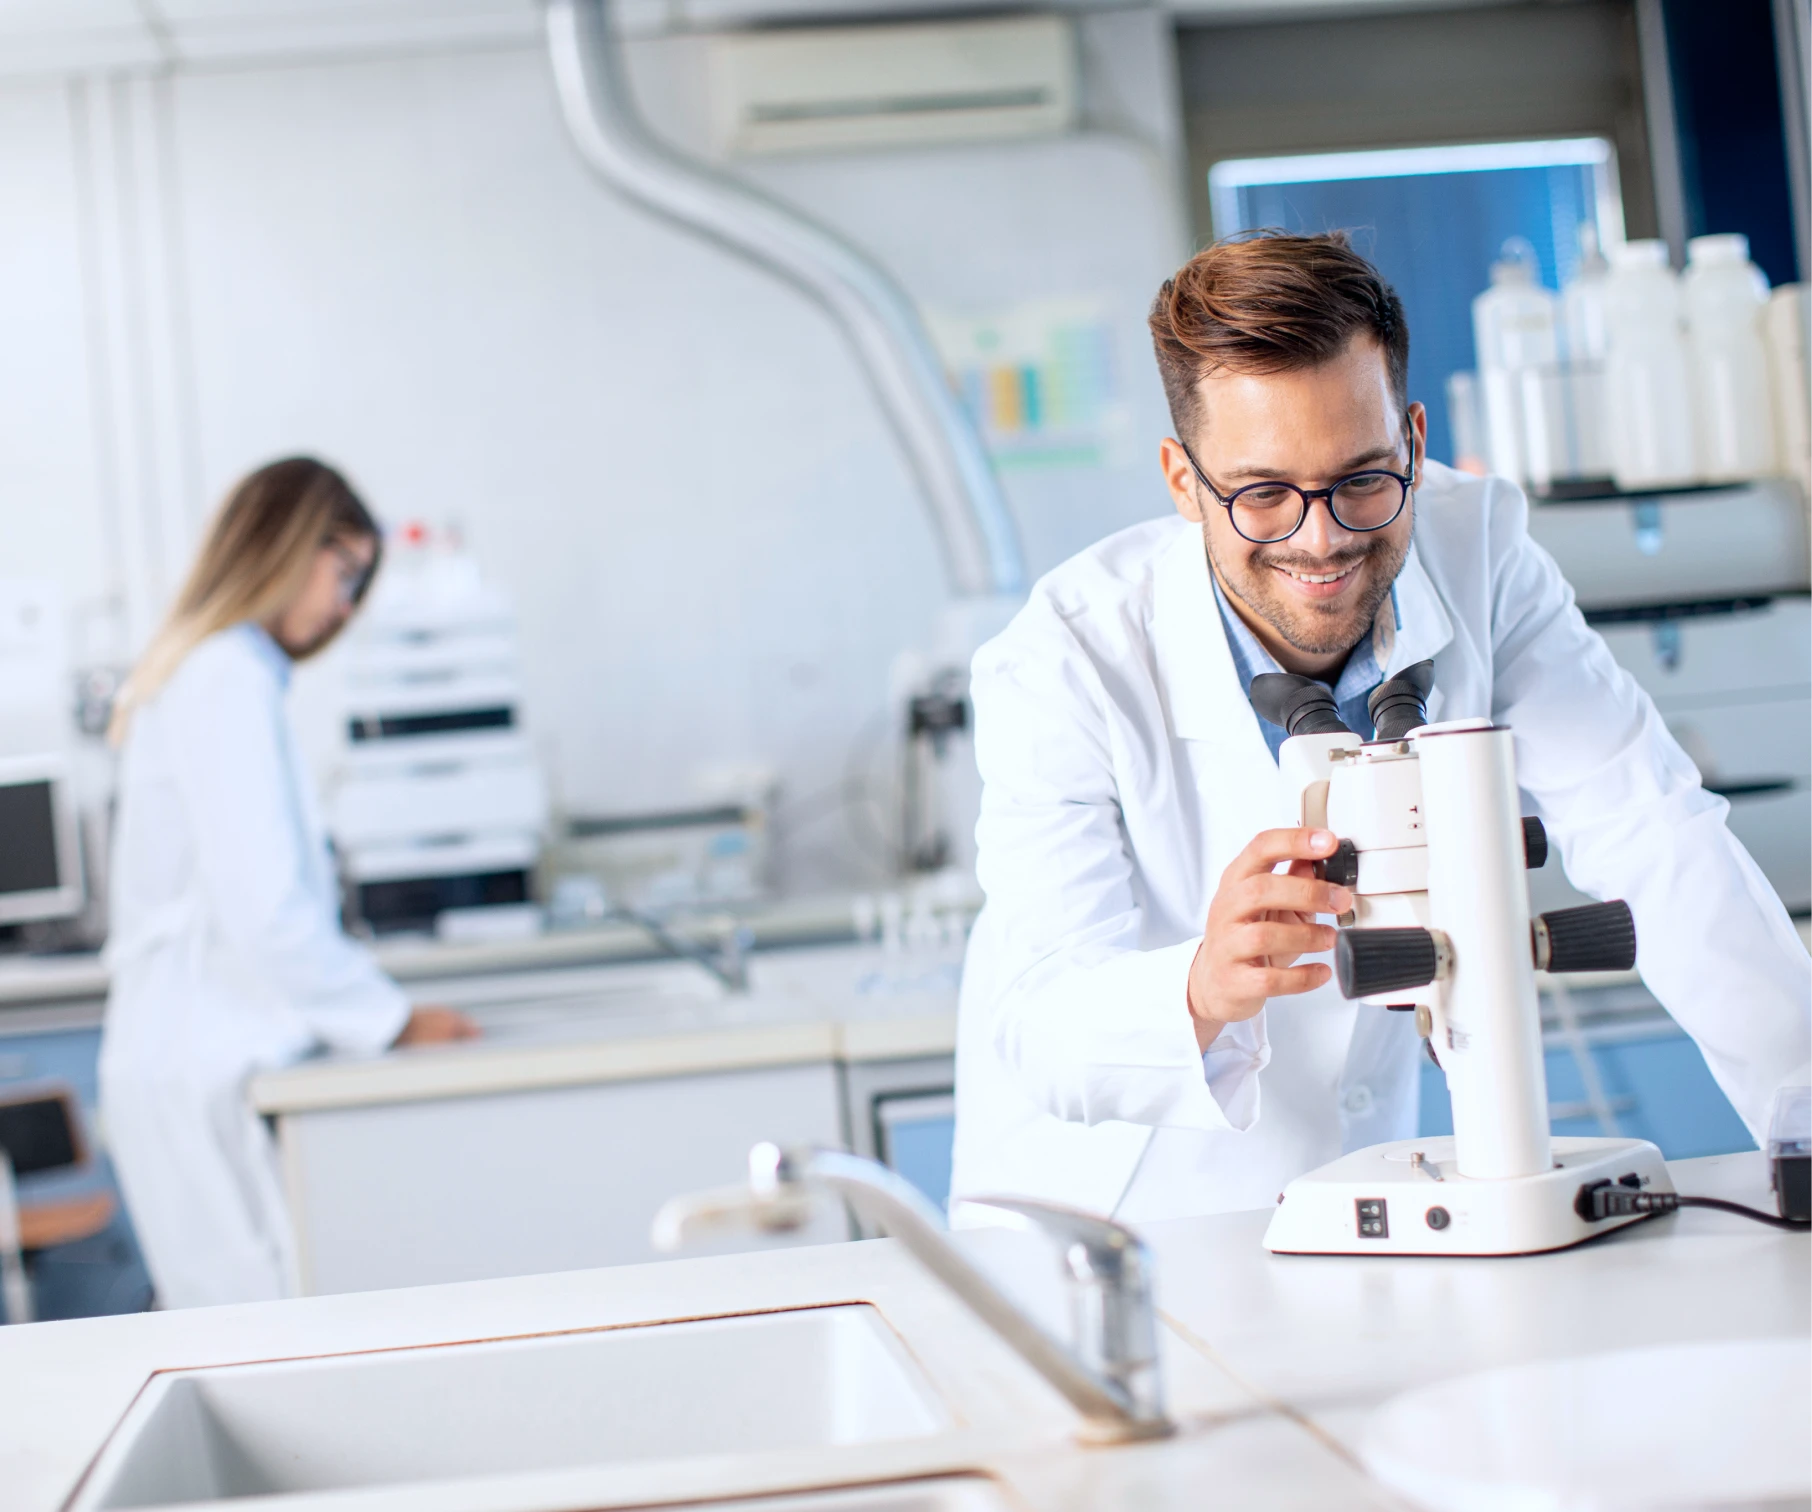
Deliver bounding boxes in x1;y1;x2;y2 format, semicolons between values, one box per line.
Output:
0;780;61;896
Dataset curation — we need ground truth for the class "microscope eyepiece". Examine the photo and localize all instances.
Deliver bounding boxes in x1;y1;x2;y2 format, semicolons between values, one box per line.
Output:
1249;673;1353;737
1367;659;1436;742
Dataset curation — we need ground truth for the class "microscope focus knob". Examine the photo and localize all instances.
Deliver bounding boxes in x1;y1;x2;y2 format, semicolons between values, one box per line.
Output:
1318;839;1360;889
1522;816;1549;869
1531;901;1637;974
1335;927;1440;1000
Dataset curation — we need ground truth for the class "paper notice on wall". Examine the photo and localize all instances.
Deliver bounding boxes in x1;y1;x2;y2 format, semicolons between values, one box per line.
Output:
925;299;1135;471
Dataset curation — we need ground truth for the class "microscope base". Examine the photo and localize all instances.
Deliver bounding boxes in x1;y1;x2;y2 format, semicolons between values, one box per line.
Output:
1263;1135;1673;1256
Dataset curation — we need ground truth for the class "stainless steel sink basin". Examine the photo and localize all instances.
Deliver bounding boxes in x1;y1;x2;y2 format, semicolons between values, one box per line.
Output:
79;1306;952;1508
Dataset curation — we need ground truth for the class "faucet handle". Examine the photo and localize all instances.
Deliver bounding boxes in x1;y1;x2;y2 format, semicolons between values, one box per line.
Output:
958;1195;1150;1282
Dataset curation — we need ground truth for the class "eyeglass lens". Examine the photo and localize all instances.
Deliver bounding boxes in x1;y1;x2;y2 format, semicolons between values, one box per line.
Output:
1229;473;1407;544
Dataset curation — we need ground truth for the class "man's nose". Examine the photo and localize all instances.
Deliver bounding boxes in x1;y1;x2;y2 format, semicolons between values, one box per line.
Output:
1292;495;1357;557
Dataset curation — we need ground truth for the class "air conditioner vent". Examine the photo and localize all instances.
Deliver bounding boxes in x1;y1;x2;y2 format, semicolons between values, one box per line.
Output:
706;14;1077;156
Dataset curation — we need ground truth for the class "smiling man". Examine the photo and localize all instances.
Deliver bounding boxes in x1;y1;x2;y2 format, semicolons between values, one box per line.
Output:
950;233;1810;1224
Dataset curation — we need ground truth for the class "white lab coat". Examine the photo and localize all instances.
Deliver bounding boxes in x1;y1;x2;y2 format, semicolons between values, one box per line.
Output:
952;462;1811;1224
99;625;408;1307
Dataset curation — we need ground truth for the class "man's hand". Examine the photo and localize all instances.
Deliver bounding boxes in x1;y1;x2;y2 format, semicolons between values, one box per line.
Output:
1187;828;1352;1053
393;1005;481;1047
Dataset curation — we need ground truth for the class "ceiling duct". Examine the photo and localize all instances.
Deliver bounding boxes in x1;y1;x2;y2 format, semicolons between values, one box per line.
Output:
544;0;1026;600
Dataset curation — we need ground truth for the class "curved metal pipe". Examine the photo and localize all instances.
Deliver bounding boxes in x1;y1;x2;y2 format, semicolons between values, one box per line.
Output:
544;0;1025;598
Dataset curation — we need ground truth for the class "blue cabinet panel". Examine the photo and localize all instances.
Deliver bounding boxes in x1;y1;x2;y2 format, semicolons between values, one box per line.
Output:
1417;1032;1755;1159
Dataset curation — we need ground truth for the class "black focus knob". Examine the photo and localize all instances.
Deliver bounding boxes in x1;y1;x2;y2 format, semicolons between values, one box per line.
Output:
1335;927;1440;999
1317;838;1360;889
1248;673;1354;737
1522;816;1549;870
1532;900;1636;974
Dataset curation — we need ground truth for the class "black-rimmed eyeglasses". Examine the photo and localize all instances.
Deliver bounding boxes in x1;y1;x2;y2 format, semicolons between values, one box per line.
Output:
1180;417;1417;545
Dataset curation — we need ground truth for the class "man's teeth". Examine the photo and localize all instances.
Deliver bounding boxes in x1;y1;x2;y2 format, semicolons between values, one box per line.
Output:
1282;565;1355;584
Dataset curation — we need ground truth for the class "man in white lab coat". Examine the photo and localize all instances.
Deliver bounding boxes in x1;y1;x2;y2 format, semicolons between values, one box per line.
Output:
950;232;1810;1224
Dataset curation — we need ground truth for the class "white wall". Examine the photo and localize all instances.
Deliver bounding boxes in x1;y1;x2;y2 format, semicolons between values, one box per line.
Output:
0;9;1188;889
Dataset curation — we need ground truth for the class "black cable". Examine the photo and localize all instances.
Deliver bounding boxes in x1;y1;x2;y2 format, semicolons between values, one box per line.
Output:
1578;1181;1810;1230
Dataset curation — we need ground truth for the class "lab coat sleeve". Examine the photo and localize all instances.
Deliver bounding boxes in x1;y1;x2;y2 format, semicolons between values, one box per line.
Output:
1484;482;1811;1141
161;641;410;1055
969;605;1261;1134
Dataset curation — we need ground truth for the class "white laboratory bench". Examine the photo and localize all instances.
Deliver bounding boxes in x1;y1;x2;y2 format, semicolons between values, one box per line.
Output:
248;944;963;1293
0;1150;1801;1512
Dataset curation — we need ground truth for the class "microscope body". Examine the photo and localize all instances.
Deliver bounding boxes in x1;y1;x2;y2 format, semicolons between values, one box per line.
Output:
1257;667;1672;1256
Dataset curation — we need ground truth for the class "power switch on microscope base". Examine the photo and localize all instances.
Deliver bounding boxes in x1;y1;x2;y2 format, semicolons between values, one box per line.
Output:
1355;1199;1389;1239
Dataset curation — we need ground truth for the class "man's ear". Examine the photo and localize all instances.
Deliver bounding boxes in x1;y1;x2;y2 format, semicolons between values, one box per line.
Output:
1408;401;1428;477
1160;437;1205;523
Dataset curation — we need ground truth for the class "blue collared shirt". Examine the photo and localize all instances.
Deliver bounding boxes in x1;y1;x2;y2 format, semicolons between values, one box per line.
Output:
1210;573;1396;760
235;620;293;690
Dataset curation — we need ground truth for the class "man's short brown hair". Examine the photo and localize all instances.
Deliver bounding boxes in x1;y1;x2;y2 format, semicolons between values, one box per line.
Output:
1148;231;1409;442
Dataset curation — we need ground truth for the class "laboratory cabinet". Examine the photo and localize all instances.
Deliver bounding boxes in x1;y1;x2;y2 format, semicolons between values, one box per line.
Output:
1533;594;1812;913
277;1060;851;1295
1416;1026;1754;1159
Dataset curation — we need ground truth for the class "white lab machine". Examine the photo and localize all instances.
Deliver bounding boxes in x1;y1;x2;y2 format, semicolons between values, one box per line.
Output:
1255;666;1671;1257
326;527;549;935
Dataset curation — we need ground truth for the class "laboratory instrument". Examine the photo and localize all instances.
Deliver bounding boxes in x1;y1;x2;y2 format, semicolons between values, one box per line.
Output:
326;525;549;935
654;1142;1173;1443
1255;663;1673;1256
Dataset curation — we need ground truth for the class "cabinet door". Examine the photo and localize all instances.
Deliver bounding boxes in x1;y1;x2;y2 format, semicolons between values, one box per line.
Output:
281;1061;848;1296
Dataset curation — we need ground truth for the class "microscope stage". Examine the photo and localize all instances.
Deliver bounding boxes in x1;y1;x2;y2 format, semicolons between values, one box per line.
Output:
1263;1136;1674;1257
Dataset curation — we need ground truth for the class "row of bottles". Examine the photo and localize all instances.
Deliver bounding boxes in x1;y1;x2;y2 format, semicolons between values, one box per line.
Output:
1460;230;1809;494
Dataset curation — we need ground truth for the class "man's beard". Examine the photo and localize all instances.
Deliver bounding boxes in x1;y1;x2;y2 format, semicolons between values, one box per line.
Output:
1207;526;1411;659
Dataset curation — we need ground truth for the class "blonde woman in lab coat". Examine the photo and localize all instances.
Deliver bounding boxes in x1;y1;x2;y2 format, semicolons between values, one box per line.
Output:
100;458;477;1309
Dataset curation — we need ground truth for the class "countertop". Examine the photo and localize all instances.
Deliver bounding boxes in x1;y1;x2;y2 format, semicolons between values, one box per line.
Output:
0;1152;1801;1512
249;943;963;1115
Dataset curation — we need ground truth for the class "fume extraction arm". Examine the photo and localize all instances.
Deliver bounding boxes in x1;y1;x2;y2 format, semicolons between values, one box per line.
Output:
543;0;1026;600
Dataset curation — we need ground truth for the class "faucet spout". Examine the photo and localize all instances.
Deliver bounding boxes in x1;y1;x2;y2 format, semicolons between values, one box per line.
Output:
652;1144;1173;1443
605;906;751;993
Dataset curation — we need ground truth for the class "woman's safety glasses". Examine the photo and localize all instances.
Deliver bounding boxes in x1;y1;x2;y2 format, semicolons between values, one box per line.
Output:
1180;417;1417;545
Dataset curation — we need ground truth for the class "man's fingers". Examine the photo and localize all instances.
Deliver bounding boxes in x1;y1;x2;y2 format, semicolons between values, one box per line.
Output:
1224;826;1339;881
1234;871;1351;919
1230;920;1336;963
1245;962;1333;998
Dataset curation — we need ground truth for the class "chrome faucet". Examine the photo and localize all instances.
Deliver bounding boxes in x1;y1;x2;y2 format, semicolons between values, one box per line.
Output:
652;1143;1173;1443
605;906;752;993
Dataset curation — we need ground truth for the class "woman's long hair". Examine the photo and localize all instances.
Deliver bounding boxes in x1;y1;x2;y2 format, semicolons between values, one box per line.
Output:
109;457;381;745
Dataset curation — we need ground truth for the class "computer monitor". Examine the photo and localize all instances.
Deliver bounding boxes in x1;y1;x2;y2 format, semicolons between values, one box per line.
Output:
0;754;83;926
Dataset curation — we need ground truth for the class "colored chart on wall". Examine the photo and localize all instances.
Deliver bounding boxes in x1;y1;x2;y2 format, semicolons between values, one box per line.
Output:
925;299;1134;470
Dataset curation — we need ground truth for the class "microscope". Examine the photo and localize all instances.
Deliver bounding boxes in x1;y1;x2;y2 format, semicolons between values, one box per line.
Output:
1254;662;1674;1256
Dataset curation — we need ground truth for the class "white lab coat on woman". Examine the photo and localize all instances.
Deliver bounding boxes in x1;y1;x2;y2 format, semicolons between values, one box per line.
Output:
951;461;1811;1225
99;624;408;1307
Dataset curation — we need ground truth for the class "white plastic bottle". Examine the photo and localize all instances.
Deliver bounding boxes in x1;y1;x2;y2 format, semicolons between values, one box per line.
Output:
1765;284;1809;491
1683;233;1776;482
1472;239;1560;486
1603;239;1698;490
1560;222;1613;478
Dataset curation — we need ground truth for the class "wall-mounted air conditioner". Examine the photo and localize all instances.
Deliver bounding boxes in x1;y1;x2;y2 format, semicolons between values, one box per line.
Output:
705;13;1077;156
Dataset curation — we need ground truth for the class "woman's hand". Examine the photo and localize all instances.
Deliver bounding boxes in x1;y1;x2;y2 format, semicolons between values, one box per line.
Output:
393;1005;481;1046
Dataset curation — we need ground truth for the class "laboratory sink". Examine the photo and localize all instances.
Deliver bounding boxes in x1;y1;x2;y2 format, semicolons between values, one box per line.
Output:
682;1481;1010;1511
78;1305;953;1509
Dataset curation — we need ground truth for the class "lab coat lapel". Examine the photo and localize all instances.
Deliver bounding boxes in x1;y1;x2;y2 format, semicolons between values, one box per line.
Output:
1148;525;1290;876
